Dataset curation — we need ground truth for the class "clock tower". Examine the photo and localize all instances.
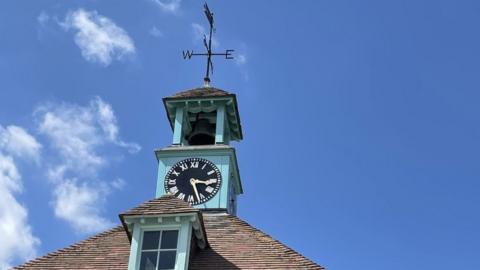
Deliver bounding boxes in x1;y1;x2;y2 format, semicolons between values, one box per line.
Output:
12;3;324;270
155;86;243;214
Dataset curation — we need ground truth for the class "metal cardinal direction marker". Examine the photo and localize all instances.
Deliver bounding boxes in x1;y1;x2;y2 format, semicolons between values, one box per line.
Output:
182;3;235;86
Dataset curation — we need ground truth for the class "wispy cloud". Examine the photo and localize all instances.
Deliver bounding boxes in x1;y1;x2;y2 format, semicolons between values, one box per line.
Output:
94;97;141;153
0;125;41;269
235;54;247;65
150;0;181;14
35;97;139;234
37;11;50;27
149;26;163;38
61;9;135;66
0;125;42;163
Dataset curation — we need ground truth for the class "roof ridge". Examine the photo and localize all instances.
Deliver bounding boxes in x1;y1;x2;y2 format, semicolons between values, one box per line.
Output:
119;194;197;217
165;87;234;99
13;225;124;269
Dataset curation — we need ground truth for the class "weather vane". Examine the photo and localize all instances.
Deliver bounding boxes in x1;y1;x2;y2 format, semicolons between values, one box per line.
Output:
182;3;234;87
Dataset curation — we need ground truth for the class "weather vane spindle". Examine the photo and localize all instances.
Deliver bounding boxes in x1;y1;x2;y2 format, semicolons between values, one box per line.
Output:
182;3;234;87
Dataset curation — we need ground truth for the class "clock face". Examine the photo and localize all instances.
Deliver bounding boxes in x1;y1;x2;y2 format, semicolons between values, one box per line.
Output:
164;158;222;205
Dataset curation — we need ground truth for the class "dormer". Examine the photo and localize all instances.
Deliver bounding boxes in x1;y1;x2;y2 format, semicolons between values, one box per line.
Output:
120;195;207;270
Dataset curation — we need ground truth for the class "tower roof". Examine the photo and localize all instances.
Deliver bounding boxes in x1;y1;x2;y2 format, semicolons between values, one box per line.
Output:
166;87;232;99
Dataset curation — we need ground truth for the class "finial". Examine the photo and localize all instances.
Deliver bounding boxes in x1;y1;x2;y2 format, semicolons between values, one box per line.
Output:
182;3;235;86
203;77;211;87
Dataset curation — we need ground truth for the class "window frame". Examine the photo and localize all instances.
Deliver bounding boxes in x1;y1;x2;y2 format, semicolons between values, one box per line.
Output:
137;225;181;270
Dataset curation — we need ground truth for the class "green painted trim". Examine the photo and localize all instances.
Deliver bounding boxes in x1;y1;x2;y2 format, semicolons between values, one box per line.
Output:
127;216;193;270
172;106;184;145
155;160;167;197
176;220;192;270
218;154;230;208
155;146;243;194
154;146;243;215
215;104;225;144
127;224;141;270
163;95;243;142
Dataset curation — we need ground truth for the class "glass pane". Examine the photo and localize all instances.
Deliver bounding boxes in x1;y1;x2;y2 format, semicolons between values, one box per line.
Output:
158;251;176;270
160;230;178;249
139;251;158;270
142;231;160;250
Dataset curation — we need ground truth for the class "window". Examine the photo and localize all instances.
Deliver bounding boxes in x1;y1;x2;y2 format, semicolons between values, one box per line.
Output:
139;230;179;270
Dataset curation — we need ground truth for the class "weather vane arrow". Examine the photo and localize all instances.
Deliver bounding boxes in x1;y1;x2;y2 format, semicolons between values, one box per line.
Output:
182;3;235;87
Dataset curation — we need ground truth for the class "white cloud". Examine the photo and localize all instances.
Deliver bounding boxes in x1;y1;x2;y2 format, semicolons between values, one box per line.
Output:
0;125;42;163
235;54;247;65
149;26;163;38
37;11;50;26
151;0;181;14
191;23;218;48
35;97;139;234
111;178;126;190
61;9;135;66
0;146;40;269
93;97;140;153
53;180;113;234
36;104;104;174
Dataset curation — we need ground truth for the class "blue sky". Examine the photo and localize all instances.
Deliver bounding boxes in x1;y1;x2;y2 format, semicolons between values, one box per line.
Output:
1;0;480;269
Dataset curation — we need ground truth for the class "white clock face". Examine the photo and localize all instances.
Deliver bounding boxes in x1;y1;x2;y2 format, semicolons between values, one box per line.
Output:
164;158;222;205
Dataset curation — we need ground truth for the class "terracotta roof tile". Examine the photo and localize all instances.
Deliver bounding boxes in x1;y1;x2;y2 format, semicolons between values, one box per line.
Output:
12;226;130;270
189;214;324;270
166;87;233;99
13;202;323;269
120;194;198;217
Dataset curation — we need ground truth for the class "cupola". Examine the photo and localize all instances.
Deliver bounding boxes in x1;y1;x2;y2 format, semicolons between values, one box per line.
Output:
163;87;243;146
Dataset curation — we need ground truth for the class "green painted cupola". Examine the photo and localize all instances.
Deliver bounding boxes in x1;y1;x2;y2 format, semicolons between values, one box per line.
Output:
155;87;244;215
162;87;243;146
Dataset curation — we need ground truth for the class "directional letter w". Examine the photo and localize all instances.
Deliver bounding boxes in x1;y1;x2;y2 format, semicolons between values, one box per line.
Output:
182;50;194;59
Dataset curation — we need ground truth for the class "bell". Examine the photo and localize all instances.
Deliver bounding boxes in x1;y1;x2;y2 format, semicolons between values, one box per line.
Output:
187;118;215;145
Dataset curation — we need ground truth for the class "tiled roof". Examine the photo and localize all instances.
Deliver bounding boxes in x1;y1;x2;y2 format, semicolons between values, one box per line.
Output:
166;87;233;99
189;214;324;270
120;194;198;217
12;226;130;270
13;214;323;270
13;196;324;270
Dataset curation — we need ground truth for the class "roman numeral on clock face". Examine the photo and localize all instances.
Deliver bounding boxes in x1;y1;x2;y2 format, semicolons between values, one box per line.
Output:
180;164;188;171
190;161;199;168
207;179;217;184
